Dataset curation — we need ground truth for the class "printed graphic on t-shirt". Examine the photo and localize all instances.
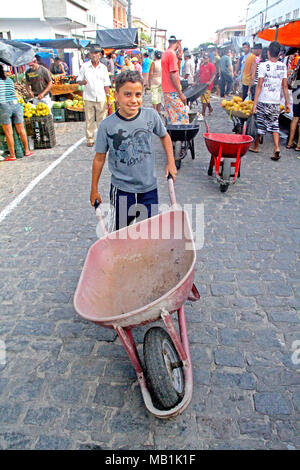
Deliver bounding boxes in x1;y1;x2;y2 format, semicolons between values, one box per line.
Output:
107;124;153;167
258;61;287;104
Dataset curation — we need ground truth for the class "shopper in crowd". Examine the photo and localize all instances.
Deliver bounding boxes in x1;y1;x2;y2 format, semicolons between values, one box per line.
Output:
131;57;142;77
0;64;33;161
250;41;290;160
197;52;216;118
25;56;53;108
286;62;300;151
248;43;262;100
121;56;135;72
241;41;256;100
50;57;65;75
142;52;152;91
149;50;162;114
161;35;188;125
182;50;195;85
100;49;109;69
213;48;221;96
115;50;125;72
219;49;233;97
77;44;112;147
107;53;116;76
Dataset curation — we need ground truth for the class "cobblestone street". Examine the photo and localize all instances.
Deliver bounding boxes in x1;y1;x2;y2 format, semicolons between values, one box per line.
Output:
0;95;299;450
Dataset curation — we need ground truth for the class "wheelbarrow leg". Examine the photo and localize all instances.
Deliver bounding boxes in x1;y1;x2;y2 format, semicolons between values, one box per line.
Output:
115;326;143;375
208;154;214;176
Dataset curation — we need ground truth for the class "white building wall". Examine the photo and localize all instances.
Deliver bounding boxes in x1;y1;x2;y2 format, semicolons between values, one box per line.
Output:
246;0;300;35
0;0;45;19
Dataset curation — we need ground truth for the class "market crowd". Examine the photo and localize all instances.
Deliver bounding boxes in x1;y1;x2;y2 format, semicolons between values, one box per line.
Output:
0;37;299;162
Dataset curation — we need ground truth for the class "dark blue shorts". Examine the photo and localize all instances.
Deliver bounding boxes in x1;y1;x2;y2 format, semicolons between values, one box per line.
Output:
110;185;159;231
293;103;300;118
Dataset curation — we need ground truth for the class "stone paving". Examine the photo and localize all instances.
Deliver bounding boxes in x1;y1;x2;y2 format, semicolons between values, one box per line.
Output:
0;95;299;450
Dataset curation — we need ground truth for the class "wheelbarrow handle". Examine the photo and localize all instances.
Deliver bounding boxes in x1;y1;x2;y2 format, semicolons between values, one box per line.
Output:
94;199;109;236
167;173;177;206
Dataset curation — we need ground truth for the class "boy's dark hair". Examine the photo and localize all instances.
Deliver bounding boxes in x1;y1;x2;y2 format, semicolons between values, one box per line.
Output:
0;64;6;80
115;70;144;92
269;41;281;58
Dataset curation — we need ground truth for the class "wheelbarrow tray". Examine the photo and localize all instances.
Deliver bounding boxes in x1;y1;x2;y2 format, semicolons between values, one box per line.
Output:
74;208;196;329
184;83;208;103
204;133;253;158
167;123;200;142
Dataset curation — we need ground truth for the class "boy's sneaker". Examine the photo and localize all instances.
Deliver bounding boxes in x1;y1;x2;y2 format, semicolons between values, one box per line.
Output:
198;114;204;121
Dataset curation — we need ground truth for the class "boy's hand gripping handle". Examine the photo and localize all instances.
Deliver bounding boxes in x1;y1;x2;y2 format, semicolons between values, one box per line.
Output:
94;199;108;236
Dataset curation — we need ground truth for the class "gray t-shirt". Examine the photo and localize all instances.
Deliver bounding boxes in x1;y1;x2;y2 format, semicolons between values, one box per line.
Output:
220;55;232;77
95;107;167;193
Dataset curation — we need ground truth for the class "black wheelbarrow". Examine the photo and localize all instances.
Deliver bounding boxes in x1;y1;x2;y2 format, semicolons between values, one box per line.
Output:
167;122;200;170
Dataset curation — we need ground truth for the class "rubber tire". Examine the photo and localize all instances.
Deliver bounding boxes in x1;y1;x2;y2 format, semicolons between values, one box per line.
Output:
220;183;229;192
143;327;184;410
175;159;181;170
222;158;231;182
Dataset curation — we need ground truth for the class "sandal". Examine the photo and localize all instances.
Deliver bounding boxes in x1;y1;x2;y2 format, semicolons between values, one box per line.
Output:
24;151;33;157
295;147;300;152
271;151;280;161
249;148;260;153
286;143;295;149
4;156;17;161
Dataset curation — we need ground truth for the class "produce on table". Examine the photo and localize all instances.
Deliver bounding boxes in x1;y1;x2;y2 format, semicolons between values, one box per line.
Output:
19;99;36;118
221;96;253;116
64;97;85;110
35;102;51;117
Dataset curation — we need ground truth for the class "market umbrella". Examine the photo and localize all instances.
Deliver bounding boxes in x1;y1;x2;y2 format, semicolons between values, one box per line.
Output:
257;20;300;48
0;39;36;66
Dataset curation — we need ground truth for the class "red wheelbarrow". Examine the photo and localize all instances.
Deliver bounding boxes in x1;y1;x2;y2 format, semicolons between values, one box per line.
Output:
74;176;200;419
204;121;253;192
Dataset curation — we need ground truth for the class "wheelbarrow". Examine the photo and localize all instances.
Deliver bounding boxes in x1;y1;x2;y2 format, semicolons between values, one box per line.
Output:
167;122;200;169
73;176;200;419
204;120;253;192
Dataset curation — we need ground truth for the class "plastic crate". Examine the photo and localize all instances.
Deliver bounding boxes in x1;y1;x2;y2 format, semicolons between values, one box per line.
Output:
0;125;26;158
65;108;85;122
52;108;66;122
31;114;56;149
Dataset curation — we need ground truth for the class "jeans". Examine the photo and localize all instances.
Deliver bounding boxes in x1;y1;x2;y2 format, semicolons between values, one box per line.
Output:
220;73;233;97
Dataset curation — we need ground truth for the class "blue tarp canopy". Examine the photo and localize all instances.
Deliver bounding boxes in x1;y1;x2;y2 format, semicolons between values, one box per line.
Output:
14;38;90;49
0;39;36;66
96;28;138;49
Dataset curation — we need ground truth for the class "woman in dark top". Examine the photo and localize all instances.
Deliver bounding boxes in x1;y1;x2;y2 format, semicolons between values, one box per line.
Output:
286;65;300;151
50;57;65;75
0;64;32;161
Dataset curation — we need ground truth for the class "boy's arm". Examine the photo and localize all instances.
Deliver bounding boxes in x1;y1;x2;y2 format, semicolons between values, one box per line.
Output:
160;133;177;181
252;77;263;113
282;77;290;113
90;152;107;206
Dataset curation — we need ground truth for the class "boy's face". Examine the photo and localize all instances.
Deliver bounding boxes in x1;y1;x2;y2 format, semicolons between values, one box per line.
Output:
115;81;143;118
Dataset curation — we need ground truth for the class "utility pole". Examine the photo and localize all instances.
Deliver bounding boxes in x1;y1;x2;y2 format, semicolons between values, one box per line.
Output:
127;0;132;28
154;19;157;48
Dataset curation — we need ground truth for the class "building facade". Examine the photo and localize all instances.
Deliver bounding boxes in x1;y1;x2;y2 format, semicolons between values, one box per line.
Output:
246;0;300;35
216;25;246;45
113;0;128;29
0;0;114;41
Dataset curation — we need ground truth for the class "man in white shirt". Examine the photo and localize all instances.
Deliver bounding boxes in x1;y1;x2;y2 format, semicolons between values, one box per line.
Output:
182;51;195;84
77;44;112;147
251;41;290;160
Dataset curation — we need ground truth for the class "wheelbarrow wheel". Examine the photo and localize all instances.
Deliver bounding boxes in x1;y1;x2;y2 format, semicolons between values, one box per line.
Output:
220;183;229;192
175;159;181;170
143;327;184;410
222;158;231;182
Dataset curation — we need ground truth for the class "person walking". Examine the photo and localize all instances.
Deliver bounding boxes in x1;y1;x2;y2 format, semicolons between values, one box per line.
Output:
131;57;142;77
250;41;290;160
115;50;125;72
220;50;233;97
161;35;188;125
142;53;152;91
25;56;53;108
77;44;112;147
248;44;262;100
149;51;162;114
0;64;33;161
182;50;195;85
241;41;256;100
197;52;216;118
286;62;300;151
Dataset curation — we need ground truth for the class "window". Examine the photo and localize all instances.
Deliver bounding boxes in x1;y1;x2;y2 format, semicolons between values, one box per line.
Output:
293;9;299;19
278;16;282;23
286;13;291;21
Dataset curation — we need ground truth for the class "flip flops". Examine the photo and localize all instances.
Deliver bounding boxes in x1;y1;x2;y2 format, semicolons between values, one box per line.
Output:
249;148;260;153
4;156;17;161
271;151;280;161
24;151;34;157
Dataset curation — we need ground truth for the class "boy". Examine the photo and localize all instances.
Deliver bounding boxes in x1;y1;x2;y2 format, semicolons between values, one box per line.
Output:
251;41;290;160
90;70;177;231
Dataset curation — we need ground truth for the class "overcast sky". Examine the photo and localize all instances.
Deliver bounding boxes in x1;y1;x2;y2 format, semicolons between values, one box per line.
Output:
132;0;249;48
